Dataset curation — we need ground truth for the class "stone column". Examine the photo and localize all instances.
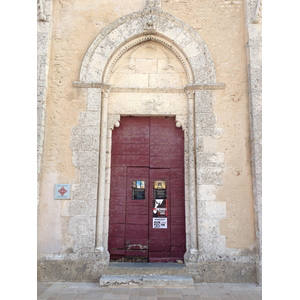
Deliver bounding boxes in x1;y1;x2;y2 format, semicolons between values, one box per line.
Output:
95;87;111;262
194;90;225;257
184;89;199;262
103;117;121;255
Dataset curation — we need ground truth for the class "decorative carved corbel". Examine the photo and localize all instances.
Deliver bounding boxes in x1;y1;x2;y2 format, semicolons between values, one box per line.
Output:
175;115;187;131
108;115;121;131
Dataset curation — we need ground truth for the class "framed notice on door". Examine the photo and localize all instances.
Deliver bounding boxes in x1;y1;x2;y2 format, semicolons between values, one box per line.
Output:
153;180;167;199
132;180;145;199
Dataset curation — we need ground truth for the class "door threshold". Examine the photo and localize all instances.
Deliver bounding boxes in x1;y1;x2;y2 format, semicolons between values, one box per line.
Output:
108;262;186;269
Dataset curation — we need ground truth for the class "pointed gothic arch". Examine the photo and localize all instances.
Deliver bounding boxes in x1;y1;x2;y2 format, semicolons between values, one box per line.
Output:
78;8;217;85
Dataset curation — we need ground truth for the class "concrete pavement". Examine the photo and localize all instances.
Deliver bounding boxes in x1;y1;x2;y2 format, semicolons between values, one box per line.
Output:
37;282;262;300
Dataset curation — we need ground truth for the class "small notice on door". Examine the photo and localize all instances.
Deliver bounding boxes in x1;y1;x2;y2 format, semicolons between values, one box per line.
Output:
132;180;146;200
153;218;167;229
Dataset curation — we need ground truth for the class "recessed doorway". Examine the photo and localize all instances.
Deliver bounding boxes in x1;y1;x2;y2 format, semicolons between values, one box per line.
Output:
108;117;186;262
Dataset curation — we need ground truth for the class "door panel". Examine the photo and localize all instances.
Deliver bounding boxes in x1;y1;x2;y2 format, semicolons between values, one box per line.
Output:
124;167;149;261
148;168;171;262
109;197;125;214
112;143;150;155
149;156;184;169
108;117;186;262
150;144;184;156
112;155;150;167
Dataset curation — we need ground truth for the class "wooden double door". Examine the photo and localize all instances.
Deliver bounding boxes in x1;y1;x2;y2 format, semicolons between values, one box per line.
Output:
108;117;186;262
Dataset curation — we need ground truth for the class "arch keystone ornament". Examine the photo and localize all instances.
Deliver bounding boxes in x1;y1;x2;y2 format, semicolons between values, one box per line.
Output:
71;2;257;283
145;0;161;9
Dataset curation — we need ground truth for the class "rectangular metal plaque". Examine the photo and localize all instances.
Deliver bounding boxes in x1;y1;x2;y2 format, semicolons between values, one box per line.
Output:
54;184;71;200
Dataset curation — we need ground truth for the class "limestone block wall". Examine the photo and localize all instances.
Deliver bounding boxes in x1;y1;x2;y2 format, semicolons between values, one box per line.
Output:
245;0;262;286
37;0;261;283
37;0;53;203
110;42;187;88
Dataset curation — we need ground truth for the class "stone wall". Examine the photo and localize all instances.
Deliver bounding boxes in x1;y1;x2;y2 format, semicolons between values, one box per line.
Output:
37;0;53;204
245;0;262;286
37;0;261;283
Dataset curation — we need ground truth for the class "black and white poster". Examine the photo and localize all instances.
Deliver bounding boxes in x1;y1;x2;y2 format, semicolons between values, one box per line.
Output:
153;217;167;229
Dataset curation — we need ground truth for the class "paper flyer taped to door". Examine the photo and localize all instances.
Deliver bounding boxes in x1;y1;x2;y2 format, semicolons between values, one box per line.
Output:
153;217;167;229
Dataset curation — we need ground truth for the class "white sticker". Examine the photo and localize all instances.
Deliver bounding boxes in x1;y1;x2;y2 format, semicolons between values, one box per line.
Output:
153;218;167;229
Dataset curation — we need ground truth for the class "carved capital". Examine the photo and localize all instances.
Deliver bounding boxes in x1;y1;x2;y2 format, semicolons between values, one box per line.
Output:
101;86;111;100
185;88;195;100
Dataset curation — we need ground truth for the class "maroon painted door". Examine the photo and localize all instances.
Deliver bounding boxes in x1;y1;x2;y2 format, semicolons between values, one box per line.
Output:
125;167;149;261
148;168;171;262
108;117;185;262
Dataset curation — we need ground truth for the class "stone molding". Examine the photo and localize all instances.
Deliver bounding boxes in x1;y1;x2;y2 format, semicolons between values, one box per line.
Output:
103;35;194;83
185;84;226;91
73;82;111;89
111;87;185;93
73;82;226;92
79;8;217;85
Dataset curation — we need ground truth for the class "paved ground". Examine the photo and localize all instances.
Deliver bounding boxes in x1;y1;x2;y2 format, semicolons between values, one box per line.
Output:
37;282;262;300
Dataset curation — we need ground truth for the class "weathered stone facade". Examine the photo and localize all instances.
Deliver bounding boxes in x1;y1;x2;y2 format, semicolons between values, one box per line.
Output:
245;0;262;286
37;0;53;203
37;0;262;284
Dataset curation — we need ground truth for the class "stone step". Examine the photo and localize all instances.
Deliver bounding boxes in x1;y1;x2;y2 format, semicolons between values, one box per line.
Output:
103;262;188;276
100;274;194;287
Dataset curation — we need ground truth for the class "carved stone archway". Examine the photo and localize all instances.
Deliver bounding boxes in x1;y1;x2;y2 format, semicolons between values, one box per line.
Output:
73;2;225;266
